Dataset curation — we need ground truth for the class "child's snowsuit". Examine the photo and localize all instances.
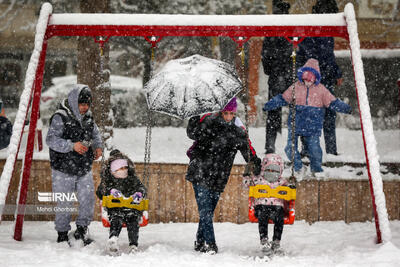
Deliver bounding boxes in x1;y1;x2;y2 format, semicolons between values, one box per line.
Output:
96;150;146;246
243;154;288;242
263;58;351;173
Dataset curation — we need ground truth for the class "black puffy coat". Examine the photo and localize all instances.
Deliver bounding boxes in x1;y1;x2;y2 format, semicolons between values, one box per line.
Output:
261;36;293;98
0;116;12;150
186;113;261;193
96;150;147;212
49;100;95;176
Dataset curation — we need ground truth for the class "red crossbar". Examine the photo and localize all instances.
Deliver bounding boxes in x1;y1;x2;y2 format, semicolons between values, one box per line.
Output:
46;24;349;40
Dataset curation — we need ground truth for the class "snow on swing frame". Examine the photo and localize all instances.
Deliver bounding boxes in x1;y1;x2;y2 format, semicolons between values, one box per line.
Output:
0;2;391;244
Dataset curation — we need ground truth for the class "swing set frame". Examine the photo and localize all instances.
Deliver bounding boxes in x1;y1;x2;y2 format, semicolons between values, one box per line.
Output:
0;2;391;244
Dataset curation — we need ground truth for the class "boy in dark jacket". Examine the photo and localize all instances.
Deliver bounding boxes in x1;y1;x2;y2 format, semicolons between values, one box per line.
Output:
96;149;146;255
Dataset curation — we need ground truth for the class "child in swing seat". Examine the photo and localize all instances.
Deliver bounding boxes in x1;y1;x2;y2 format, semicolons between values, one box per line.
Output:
263;58;351;177
96;149;147;255
243;153;288;255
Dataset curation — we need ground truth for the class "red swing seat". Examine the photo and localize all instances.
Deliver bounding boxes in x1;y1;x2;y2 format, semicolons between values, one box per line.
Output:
248;184;296;225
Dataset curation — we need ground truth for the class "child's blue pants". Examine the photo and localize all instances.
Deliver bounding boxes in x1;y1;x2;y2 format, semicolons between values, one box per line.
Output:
285;133;323;173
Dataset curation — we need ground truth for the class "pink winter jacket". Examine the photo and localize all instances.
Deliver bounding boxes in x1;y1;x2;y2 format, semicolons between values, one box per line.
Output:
243;154;288;207
282;58;336;108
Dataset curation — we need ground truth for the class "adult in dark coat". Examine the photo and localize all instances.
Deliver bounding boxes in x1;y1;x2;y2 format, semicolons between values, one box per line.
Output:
46;85;103;245
297;0;343;155
186;97;261;254
0;102;12;150
261;0;292;154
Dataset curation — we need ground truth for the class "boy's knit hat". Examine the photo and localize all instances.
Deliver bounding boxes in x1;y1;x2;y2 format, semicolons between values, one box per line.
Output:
78;87;92;104
222;97;237;112
110;159;128;172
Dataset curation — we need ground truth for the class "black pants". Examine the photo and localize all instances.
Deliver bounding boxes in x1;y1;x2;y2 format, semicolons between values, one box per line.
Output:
265;108;282;153
255;205;284;241
108;209;140;246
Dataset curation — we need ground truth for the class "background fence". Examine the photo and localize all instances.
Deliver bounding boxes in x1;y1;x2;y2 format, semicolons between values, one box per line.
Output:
1;160;399;223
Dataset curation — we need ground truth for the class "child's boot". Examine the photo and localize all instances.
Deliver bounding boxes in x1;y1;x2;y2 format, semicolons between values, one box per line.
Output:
129;244;138;254
271;240;284;255
106;236;120;256
260;238;272;254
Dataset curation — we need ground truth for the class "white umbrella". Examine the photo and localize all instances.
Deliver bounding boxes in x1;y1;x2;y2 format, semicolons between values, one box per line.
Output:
144;54;242;119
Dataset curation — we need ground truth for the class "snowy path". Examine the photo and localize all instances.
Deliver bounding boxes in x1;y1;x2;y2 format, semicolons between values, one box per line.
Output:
0;221;399;266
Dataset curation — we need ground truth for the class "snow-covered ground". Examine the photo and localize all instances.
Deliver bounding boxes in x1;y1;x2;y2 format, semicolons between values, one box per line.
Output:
1;127;398;266
0;220;399;266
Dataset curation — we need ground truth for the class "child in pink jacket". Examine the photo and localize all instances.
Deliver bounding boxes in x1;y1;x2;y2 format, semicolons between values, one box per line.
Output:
263;58;351;175
243;153;288;254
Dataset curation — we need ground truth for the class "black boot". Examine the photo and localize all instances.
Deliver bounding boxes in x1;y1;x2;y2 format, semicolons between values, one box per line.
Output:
57;231;69;243
204;242;218;255
194;240;205;252
73;225;93;246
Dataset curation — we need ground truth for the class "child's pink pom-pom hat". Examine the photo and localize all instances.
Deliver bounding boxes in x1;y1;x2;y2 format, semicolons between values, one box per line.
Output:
110;159;128;172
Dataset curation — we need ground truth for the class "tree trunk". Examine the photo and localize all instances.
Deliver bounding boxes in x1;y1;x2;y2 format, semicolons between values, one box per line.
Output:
77;0;113;151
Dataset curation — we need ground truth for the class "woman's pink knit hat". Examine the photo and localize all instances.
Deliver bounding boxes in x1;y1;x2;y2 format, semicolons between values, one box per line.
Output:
222;97;237;112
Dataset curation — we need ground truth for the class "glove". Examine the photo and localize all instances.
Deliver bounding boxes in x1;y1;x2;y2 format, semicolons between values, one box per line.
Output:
132;192;143;204
243;163;253;177
253;157;262;176
110;189;122;198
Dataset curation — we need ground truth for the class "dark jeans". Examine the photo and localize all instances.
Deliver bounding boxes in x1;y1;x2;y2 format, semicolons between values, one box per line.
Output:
265;108;282;153
193;184;221;244
285;133;323;172
323;83;337;154
255;205;284;241
108;209;140;246
323;107;337;154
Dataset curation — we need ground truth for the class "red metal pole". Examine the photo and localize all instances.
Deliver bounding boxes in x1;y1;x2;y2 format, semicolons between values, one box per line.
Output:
349;49;382;244
13;38;48;241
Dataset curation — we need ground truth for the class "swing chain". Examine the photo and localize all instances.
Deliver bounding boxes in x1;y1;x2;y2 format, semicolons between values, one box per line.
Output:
143;41;157;188
289;37;298;185
95;36;110;165
237;39;256;180
143;111;153;187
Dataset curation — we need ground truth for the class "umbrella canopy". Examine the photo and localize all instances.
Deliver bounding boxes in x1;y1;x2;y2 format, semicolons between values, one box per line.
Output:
144;54;242;119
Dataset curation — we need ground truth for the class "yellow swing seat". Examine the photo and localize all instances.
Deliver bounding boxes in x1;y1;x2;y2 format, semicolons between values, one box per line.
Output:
248;184;296;225
101;195;149;227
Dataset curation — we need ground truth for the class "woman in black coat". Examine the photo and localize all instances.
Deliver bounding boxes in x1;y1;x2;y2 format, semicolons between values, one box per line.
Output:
0;104;12;150
186;97;261;254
